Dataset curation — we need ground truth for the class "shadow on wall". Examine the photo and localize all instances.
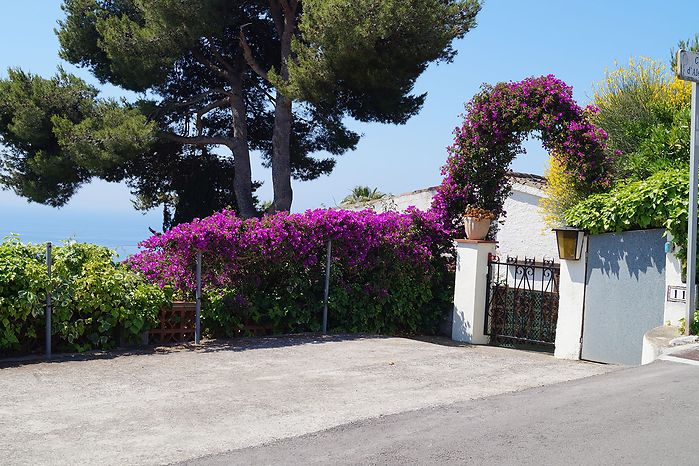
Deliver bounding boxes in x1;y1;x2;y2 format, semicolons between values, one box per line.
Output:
588;229;666;280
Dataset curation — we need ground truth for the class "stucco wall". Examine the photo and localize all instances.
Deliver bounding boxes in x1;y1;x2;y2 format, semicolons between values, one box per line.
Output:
554;236;589;360
344;182;558;261
581;229;667;365
499;185;558;261
664;243;686;326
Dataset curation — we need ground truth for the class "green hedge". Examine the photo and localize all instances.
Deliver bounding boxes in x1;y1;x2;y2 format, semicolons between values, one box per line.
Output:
0;238;170;355
564;168;694;277
201;259;454;338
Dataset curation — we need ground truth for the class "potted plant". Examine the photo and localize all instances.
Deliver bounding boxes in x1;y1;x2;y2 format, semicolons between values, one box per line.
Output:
463;206;496;240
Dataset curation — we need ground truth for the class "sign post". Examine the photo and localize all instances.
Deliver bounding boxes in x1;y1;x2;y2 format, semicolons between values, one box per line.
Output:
677;50;699;335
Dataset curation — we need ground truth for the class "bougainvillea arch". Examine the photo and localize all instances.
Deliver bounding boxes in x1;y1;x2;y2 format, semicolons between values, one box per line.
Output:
432;75;613;227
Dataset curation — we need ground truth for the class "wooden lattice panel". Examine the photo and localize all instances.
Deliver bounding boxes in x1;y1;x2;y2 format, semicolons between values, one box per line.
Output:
149;302;196;344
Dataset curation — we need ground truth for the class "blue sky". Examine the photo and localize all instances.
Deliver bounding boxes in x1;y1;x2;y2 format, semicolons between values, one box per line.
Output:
1;0;698;256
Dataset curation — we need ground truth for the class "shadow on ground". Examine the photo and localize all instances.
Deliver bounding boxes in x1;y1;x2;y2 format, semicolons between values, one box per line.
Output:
0;333;471;369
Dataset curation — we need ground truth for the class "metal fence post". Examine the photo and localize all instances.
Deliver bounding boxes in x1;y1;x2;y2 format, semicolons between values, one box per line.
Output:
45;242;52;360
322;239;332;334
195;250;202;344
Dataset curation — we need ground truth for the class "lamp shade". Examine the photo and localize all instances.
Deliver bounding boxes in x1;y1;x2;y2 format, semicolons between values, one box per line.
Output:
553;228;586;260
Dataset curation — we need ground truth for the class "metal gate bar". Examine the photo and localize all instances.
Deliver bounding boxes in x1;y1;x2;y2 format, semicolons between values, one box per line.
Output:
484;255;560;349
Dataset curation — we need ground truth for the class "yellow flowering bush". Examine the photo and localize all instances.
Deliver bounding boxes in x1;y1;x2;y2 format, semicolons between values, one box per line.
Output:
668;77;692;108
590;57;692;180
540;156;586;228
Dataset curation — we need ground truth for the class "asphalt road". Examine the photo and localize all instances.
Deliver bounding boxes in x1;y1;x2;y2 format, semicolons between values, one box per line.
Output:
186;360;699;466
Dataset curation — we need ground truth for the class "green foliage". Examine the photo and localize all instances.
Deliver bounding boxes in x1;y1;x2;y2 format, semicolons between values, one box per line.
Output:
590;57;691;180
565;170;687;233
564;169;696;279
341;186;386;205
0;68;156;206
0;238;170;355
4;0;481;223
287;0;481;123
53;0;479;218
128;144;245;230
56;0;362;218
0;68;96;205
202;250;454;338
679;310;699;335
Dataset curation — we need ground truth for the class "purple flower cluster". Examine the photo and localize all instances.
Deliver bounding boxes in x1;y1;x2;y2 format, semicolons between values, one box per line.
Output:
433;75;613;227
129;207;452;294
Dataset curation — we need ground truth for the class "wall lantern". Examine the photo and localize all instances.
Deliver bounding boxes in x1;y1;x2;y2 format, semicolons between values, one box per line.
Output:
553;227;586;260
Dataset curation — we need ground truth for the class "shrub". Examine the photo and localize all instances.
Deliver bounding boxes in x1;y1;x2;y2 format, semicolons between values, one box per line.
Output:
590;57;691;179
540;155;587;228
564;169;695;277
129;208;454;336
0;238;170;355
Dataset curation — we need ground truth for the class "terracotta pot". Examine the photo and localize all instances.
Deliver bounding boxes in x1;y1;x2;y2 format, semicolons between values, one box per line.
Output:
464;217;491;240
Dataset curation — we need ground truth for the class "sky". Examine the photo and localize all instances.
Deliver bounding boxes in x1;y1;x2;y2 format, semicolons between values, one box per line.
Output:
1;0;698;256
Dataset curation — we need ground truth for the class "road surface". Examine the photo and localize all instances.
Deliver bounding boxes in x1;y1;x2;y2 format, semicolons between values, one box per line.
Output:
187;360;698;466
0;335;612;465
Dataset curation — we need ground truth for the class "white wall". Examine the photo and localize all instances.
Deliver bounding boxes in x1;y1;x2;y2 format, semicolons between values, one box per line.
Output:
554;235;589;360
664;245;685;326
344;187;436;213
664;234;697;327
498;185;558;261
344;182;558;261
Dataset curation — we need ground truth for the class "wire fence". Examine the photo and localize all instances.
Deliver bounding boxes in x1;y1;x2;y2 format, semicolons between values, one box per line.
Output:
38;240;334;359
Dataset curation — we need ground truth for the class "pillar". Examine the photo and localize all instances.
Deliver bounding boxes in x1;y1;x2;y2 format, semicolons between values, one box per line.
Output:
452;239;497;344
554;235;588;359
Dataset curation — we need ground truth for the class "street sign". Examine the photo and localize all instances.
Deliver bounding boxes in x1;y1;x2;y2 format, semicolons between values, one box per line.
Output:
678;50;699;83
677;50;699;334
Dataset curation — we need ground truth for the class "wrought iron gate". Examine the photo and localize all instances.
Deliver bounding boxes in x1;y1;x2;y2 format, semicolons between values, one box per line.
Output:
485;255;560;350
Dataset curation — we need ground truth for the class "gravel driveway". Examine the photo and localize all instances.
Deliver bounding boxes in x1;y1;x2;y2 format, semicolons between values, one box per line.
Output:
0;335;615;465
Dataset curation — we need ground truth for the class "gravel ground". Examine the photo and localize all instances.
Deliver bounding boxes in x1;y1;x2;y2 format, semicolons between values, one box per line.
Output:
0;335;616;465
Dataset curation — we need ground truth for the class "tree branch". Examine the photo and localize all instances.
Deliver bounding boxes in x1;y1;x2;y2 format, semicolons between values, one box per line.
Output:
163;90;234;110
239;24;270;82
192;49;232;82
207;39;239;77
196;98;230;134
162;132;232;148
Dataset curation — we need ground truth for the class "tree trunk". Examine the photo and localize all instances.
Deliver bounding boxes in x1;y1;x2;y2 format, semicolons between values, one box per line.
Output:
271;93;293;212
229;85;257;218
269;1;296;213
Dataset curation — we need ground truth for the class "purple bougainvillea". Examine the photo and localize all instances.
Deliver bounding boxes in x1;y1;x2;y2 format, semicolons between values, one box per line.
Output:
129;208;451;291
433;75;613;228
128;208;454;335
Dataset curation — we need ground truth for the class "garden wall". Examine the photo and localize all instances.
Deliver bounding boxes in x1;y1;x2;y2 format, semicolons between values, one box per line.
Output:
580;229;667;365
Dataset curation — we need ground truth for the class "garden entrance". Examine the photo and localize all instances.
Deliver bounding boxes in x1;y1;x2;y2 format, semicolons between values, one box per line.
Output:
484;255;560;351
